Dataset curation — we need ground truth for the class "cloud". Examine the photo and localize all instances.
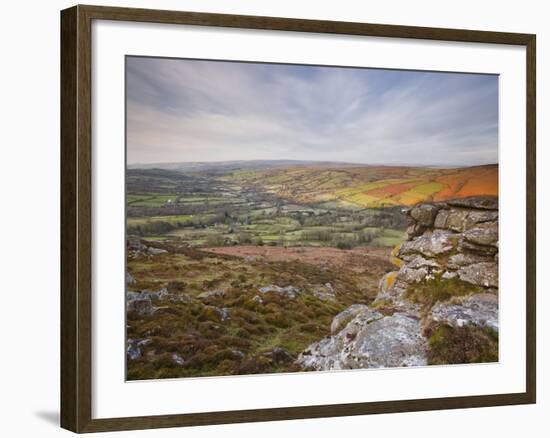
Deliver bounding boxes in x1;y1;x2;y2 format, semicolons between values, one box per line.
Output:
126;57;498;166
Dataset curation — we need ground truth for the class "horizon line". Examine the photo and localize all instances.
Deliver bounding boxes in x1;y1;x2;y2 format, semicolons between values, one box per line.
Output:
127;159;498;168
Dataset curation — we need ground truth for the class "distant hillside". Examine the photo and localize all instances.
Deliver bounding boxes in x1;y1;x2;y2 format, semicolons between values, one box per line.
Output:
224;164;498;208
127;159;361;173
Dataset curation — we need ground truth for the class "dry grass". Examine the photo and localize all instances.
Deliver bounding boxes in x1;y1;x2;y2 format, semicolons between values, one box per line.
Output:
425;323;498;365
126;244;392;380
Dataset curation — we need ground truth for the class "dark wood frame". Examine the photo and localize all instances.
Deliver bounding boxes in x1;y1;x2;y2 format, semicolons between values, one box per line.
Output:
61;4;536;433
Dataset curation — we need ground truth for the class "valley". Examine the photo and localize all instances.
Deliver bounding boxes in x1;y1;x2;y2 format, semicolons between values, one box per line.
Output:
126;161;499;379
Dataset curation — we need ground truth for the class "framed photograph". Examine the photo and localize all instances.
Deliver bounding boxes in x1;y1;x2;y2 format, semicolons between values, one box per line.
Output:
60;4;536;433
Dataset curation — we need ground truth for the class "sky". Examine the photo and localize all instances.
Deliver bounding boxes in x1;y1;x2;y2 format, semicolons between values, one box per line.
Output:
126;56;498;167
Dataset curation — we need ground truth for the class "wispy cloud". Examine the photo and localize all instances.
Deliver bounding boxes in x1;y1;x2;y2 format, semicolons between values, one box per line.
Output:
126;57;498;166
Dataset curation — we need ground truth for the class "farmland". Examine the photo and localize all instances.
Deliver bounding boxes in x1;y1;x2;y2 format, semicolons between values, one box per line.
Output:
126;164;416;248
224;163;498;208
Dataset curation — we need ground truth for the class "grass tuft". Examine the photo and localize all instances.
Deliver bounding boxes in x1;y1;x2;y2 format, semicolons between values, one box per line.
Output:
405;275;482;308
426;323;498;365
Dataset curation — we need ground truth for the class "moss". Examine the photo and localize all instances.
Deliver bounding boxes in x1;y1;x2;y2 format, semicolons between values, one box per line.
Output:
370;299;398;316
405;275;482;308
427;323;498;365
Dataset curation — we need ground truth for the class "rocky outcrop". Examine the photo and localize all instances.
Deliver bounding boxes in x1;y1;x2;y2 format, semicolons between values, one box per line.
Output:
126;271;136;285
126;292;156;316
126;288;192;315
297;309;427;370
296;196;499;370
259;285;301;299
430;293;498;332
392;196;498;296
264;347;295;364
330;304;370;335
198;289;226;300
312;283;336;301
128;239;168;258
127;338;151;360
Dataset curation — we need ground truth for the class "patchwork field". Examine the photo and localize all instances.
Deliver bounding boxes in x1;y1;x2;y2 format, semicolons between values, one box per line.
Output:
224;163;498;208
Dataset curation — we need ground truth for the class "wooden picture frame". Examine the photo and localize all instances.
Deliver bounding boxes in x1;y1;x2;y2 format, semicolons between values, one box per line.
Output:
61;4;536;433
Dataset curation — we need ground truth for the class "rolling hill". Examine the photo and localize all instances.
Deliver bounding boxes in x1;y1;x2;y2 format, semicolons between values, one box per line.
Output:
224;164;498;208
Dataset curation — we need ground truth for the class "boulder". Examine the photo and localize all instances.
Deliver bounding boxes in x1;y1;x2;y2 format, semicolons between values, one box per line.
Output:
127;298;155;316
457;262;498;288
126;292;155;315
397;255;441;284
435;208;498;232
147;247;168;255
312;283;336;301
407;223;426;239
374;272;422;315
398;229;459;258
409;204;439;227
264;347;295;364
464;210;499;228
130;288;184;303
434;209;450;229
397;266;429;284
198;289;226;299
218;307;230;321
172;353;185;366
441;271;458;280
252;295;264;304
128;239;147;252
447;196;498;210
259;285;300;299
127;338;151;360
459;239;498;256
376;272;400;302
447;252;494;269
297;312;427;370
149;287;169;300
463;221;498;247
127;339;141;360
165;293;193;303
442;208;471;232
406;255;441;270
430;293;498;332
330;304;371;335
126;272;136;284
232;350;245;359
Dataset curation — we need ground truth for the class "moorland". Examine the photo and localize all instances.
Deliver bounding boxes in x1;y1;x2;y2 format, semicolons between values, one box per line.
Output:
126;161;498;379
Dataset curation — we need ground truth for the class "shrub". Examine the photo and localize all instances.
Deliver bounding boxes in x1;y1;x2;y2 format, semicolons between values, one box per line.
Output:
265;312;291;328
336;241;353;250
426;323;498;365
205;234;226;247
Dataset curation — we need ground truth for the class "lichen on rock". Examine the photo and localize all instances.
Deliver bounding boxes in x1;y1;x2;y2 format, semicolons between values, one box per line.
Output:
297;308;426;370
330;304;370;335
430;293;498;332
